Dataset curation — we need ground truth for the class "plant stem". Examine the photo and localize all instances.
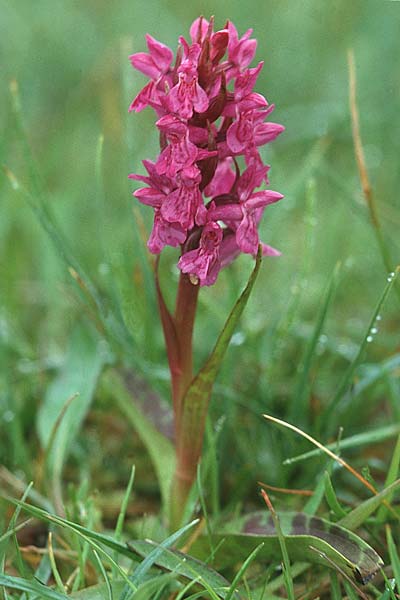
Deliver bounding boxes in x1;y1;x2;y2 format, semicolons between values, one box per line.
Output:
155;269;199;529
169;274;199;529
173;273;199;437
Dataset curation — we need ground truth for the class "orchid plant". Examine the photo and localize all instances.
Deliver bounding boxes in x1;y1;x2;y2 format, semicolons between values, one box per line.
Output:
128;16;284;527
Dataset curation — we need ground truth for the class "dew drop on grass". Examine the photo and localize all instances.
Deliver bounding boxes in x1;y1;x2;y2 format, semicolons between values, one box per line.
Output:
98;263;110;276
3;410;15;423
231;331;245;346
370;327;378;334
366;335;373;343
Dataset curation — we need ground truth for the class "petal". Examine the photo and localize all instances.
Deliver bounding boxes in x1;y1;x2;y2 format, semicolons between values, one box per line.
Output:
146;34;174;73
204;158;236;197
193;83;209;113
226;119;248;153
260;243;281;256
148;212;186;253
128;81;155;112
133;187;165;207
254;122;285;146
210;30;229;62
190;17;210;44
129;53;160;79
208;203;243;222
246;190;284;209
236;213;259;255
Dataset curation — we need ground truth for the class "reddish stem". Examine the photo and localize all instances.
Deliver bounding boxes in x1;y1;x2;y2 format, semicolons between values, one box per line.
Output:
173;272;199;436
155;266;200;529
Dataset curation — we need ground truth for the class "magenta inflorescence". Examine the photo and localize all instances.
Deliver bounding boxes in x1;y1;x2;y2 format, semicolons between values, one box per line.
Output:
129;17;284;286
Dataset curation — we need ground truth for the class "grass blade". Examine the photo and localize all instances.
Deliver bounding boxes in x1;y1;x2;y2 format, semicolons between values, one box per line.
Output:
323;266;400;429
284;423;400;465
289;262;340;425
0;574;68;600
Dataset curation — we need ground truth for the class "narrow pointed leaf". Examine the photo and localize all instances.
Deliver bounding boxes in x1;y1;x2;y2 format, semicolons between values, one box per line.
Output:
178;250;262;470
338;478;400;530
0;574;68;599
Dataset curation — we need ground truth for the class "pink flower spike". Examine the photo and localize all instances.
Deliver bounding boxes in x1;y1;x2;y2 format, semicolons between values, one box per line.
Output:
128;17;285;285
178;221;223;286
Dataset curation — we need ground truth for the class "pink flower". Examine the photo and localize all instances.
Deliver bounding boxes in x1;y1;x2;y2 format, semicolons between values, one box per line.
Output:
129;35;174;114
226;22;257;78
167;39;209;119
129;34;174;79
161;165;206;230
156;115;217;177
227;107;284;155
208;164;283;256
155;116;199;177
148;210;187;254
178;222;223;286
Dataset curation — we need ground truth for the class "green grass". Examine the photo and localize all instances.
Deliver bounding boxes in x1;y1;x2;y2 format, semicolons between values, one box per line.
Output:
1;1;400;598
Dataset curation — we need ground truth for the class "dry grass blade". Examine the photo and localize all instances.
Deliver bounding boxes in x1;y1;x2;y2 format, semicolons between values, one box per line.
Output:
348;48;397;291
264;413;378;494
258;482;313;497
263;414;398;520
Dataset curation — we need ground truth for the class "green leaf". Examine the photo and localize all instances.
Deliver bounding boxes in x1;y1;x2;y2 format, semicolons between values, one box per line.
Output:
121;519;198;599
102;370;175;511
192;511;383;585
36;323;105;476
324;472;347;519
0;573;68;599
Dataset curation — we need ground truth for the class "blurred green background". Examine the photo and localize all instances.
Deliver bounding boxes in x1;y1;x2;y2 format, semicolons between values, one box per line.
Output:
1;0;399;498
